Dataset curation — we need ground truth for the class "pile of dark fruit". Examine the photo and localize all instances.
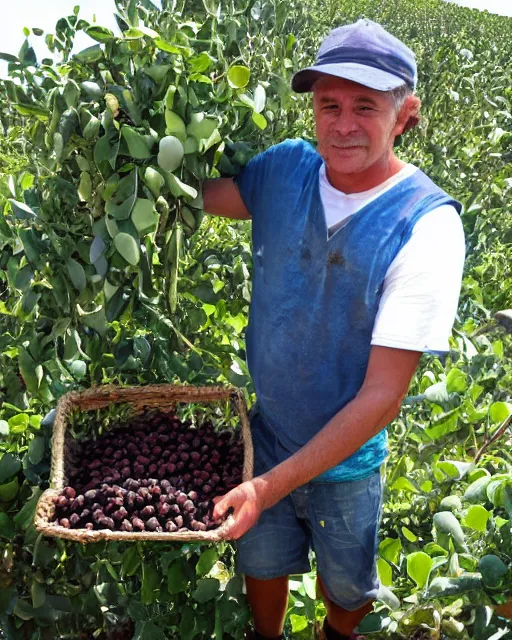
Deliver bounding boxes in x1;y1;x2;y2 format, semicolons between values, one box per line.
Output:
51;410;243;533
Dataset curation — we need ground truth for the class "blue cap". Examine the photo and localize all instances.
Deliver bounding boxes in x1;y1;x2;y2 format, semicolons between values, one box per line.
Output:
292;19;417;93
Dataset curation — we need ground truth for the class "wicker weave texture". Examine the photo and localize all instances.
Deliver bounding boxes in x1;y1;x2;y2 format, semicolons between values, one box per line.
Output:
34;384;253;543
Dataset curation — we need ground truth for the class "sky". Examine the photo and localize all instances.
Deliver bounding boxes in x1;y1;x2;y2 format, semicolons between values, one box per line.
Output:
1;1;120;77
1;0;511;78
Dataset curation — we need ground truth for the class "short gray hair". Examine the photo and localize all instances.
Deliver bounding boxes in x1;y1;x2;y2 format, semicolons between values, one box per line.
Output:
390;84;413;112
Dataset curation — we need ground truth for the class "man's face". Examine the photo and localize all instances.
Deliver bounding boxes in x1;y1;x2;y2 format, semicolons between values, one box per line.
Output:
312;76;403;177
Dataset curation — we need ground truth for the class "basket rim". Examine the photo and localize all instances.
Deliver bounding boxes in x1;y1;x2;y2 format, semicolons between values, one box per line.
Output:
34;382;253;543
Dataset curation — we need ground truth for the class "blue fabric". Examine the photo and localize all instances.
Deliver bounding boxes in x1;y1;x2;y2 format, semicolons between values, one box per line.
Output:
235;413;384;610
235;138;461;482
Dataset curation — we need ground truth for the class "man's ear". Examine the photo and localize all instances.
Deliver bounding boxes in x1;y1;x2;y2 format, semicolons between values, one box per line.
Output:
396;95;421;135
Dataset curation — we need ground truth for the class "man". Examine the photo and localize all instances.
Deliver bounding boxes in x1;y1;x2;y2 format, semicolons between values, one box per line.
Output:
203;19;466;640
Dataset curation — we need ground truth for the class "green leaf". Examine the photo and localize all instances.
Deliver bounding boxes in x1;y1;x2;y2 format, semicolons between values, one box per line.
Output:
407;551;433;588
132;199;158;235
196;548;219;576
425;410;460;440
9;199;36;220
290;614;308;633
402;526;418;542
74;44;103;63
489;402;512;424
423;542;449;557
85;26;115;42
0;453;22;483
124;27;146;39
0;513;14;539
192;578;220;603
122;546;141;577
0;478;19;502
0;52;18;63
437;460;472;479
78;172;92;203
464;505;491;532
121;126;153;159
20;172;34;190
13;488;42;529
13;599;35;620
83;116;101;140
94;129;120;168
78;305;107;336
67;258;86;292
127;599;149;621
8;413;29;434
390;476;418;493
377;557;393;586
464;474;493;503
28;436;45;465
46;595;72;612
154;38;191;55
81;82;103;101
29;415;42;430
141;563;161;605
166;173;198;200
14;102;48;118
134;622;166;640
379;537;402;565
114;232;140;265
19;39;36;66
227;65;250;89
167;559;188;594
31;581;46;609
446;368;468;393
252;112;267;130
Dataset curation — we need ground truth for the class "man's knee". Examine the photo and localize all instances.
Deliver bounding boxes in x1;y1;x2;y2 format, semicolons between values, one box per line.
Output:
317;573;375;615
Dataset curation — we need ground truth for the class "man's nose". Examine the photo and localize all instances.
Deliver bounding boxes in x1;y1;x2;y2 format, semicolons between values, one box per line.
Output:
333;113;359;136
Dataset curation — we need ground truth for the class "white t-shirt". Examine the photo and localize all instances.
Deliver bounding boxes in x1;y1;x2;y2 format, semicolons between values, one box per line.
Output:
319;163;466;355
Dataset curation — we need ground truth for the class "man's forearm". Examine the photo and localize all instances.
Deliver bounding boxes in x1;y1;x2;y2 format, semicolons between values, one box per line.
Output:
254;386;402;511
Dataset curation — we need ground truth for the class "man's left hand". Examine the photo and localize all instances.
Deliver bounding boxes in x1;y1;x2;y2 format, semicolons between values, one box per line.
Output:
212;479;268;540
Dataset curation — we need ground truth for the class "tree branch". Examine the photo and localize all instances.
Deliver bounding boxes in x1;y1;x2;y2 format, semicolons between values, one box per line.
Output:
474;414;512;464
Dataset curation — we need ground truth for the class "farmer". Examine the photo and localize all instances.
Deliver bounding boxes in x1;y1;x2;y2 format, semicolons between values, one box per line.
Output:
203;19;465;640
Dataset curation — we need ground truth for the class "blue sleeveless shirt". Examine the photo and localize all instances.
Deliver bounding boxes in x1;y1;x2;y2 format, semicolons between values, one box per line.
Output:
235;139;461;481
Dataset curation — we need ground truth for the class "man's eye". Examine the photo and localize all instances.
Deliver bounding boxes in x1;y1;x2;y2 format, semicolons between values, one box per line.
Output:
358;106;374;111
323;105;338;111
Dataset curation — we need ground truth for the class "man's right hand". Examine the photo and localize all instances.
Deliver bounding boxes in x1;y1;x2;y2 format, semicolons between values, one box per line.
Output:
202;178;251;220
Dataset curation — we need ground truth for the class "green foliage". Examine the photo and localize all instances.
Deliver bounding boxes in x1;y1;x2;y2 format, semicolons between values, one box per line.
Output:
0;0;512;637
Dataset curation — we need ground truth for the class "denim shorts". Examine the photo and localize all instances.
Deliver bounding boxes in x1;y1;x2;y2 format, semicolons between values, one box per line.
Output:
235;412;384;611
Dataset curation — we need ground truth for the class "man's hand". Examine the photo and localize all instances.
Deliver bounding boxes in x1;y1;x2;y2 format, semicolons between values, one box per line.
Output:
212;478;268;540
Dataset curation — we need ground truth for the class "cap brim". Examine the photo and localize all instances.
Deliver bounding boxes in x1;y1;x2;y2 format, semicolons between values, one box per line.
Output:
291;62;408;93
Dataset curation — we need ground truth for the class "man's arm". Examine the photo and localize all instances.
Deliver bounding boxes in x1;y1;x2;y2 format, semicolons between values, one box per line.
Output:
213;345;422;539
202;178;251;220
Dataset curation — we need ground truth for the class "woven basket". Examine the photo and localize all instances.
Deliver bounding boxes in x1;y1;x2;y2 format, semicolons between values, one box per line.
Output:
34;384;253;543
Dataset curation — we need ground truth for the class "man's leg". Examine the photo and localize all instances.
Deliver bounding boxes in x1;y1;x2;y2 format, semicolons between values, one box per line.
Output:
245;575;289;637
307;471;384;639
317;574;373;636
